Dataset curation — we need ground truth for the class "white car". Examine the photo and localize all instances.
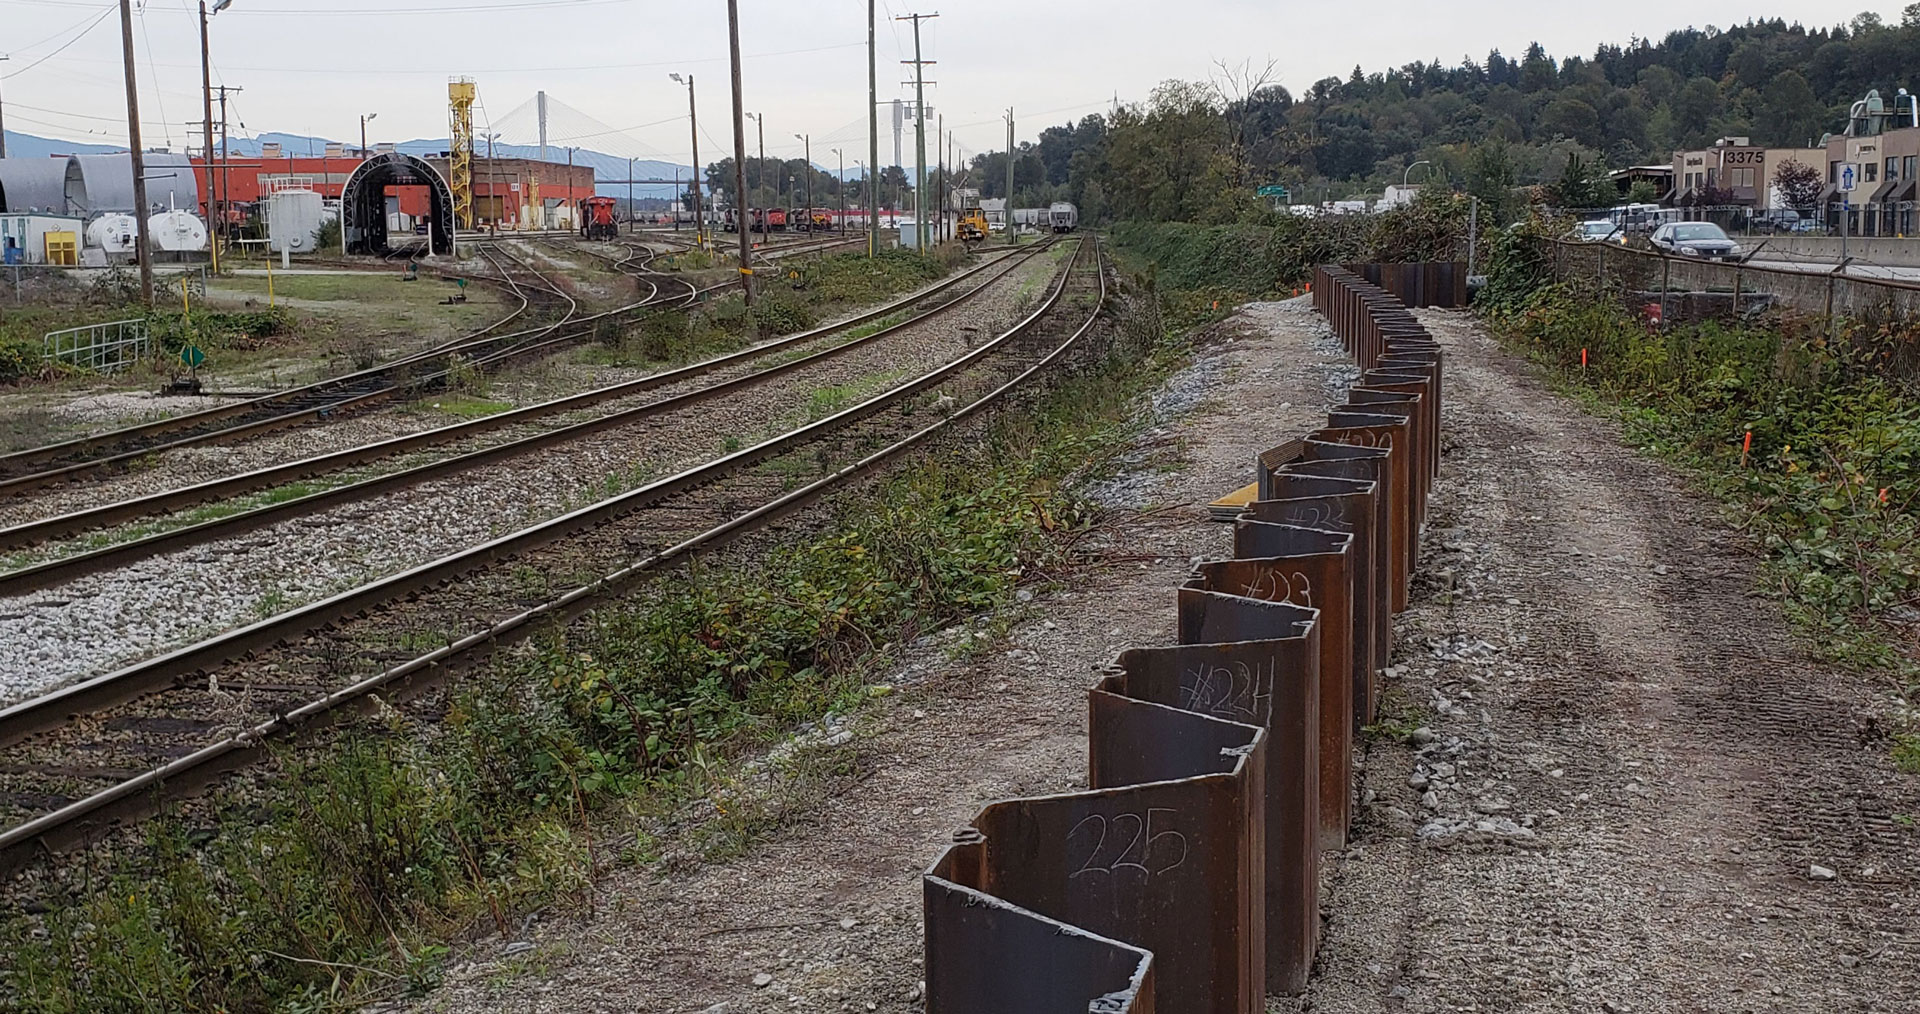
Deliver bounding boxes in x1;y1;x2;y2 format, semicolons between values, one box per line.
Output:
1574;220;1623;243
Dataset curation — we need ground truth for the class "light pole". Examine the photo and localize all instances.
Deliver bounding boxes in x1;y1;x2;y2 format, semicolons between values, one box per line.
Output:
626;155;634;234
856;159;868;240
1403;159;1431;188
0;54;10;160
198;1;234;272
794;133;811;232
832;148;845;233
725;0;752;303
669;72;703;247
360;111;378;156
746;111;765;237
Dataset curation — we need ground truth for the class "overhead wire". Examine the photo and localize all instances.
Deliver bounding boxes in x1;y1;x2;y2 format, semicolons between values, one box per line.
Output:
1;4;117;79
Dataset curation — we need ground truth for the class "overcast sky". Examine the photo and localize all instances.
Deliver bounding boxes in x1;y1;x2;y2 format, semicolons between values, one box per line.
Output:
1;0;1904;168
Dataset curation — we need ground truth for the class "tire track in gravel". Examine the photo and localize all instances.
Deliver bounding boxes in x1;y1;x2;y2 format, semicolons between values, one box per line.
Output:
1294;309;1920;1014
0;252;1064;703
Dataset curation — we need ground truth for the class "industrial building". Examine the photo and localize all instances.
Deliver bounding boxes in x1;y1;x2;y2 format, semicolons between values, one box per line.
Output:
1669;138;1825;211
0;152;200;217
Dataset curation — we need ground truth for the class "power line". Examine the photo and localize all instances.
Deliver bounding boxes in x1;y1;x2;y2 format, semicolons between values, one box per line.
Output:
1;5;116;79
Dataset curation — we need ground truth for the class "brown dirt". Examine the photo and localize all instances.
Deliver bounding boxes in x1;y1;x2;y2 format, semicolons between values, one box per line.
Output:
407;299;1920;1014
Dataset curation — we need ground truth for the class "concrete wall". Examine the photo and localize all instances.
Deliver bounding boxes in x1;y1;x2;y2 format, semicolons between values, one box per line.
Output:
1756;236;1920;266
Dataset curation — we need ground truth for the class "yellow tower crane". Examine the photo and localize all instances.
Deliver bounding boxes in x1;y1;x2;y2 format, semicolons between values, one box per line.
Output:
448;77;477;230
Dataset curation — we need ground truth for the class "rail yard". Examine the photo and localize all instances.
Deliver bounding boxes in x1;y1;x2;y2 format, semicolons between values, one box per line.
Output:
4;2;1920;1013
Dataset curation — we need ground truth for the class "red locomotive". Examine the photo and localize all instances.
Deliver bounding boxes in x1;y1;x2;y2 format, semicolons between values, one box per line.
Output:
580;196;620;241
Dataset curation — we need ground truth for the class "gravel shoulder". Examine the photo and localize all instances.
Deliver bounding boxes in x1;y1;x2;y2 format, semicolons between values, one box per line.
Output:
406;298;1918;1013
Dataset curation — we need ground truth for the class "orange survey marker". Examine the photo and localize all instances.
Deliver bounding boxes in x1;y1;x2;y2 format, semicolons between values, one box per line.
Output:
1740;430;1753;468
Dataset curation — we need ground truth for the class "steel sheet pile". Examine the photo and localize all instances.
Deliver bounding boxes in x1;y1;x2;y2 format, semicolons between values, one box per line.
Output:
921;265;1443;1012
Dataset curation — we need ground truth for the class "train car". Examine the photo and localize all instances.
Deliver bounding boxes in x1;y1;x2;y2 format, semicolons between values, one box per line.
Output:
580;196;620;241
766;208;788;231
1048;201;1079;234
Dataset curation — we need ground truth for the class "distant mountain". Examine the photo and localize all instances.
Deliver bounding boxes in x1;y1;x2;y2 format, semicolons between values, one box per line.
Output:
1;130;125;159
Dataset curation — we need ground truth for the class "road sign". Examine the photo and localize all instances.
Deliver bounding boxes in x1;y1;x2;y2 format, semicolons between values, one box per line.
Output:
1257;184;1291;199
179;345;206;369
1840;164;1858;193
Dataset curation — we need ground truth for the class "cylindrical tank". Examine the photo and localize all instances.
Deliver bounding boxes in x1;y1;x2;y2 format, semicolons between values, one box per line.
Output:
149;210;208;252
86;214;141;258
268;189;325;252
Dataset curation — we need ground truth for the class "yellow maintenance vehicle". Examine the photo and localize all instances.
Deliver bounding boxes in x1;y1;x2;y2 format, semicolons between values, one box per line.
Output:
955;207;992;244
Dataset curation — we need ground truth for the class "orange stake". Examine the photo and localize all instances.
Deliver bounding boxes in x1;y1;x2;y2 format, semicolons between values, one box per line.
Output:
1740;430;1752;468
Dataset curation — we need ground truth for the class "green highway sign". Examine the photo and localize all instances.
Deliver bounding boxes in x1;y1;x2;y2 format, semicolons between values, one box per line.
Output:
179;345;206;369
1257;184;1291;199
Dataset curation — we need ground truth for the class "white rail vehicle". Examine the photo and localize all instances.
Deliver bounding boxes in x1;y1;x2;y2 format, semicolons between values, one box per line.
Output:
1048;201;1079;233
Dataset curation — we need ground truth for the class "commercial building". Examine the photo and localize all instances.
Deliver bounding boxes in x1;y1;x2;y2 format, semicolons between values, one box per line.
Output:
1670;138;1825;211
1821;126;1920;237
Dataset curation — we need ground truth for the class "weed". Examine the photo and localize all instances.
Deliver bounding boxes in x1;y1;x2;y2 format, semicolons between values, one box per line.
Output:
1895;734;1920;774
0;292;1190;1014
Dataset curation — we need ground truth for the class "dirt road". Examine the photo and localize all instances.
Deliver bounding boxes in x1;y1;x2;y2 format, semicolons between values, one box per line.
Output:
412;299;1918;1013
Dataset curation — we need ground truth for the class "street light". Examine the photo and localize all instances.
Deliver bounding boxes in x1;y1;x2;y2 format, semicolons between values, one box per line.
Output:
794;133;811;232
196;1;236;271
831;148;845;233
670;72;703;246
1403;159;1431;188
360;111;379;156
746;112;767;237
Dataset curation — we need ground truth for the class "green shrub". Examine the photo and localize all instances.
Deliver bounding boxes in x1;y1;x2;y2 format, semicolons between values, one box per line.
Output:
0;338;38;384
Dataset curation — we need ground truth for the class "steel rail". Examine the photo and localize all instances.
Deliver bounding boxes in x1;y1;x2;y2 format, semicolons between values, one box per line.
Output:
0;239;1099;870
0;244;705;498
0;242;1036;551
0;257;550;484
0;242;1055;592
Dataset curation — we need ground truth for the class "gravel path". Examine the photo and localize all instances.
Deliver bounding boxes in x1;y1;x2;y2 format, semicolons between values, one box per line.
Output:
0;251;1064;704
402;298;1918;1013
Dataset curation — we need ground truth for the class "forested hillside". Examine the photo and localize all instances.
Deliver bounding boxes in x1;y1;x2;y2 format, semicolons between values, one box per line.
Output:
972;10;1919;222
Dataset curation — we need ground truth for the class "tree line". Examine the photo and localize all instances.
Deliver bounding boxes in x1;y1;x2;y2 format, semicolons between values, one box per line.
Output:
931;9;1920;226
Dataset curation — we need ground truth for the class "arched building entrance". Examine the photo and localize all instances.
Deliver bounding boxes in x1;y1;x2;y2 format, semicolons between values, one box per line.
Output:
340;152;455;256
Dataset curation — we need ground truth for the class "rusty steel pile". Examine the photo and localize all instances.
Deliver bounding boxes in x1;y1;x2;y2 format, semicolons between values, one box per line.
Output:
920;264;1445;1012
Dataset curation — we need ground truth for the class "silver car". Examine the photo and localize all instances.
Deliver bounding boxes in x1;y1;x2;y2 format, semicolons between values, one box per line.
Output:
1650;222;1742;260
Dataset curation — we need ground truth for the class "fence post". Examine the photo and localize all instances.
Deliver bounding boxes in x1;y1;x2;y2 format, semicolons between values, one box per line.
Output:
1596;246;1604;291
1660;255;1670;325
1732;266;1741;316
1826;272;1837;345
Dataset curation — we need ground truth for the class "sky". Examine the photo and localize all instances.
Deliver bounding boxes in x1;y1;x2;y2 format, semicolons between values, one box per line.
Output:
0;0;1906;170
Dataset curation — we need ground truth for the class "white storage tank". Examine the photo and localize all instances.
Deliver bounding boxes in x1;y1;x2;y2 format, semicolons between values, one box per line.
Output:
269;188;325;253
149;210;208;253
86;213;141;261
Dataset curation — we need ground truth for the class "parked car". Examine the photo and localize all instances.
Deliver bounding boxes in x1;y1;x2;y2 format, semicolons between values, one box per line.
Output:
1650;222;1742;260
1751;210;1803;233
1573;220;1623;243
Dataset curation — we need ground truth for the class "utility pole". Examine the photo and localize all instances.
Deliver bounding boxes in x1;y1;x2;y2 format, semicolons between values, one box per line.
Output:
897;11;937;252
198;2;222;273
795;133;811;231
752;113;766;238
671;73;702;247
726;0;753;304
867;0;880;255
937;113;945;243
1005;107;1015;245
626;156;634;234
118;0;153;305
218;87;241;254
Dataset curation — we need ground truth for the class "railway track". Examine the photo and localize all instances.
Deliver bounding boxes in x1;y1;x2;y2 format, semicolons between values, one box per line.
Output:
0;241;1054;594
0;246;589;498
0;237;751;502
0;237;1105;873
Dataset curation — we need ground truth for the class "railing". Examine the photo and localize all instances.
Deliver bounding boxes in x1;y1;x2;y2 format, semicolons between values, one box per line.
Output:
43;318;152;373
